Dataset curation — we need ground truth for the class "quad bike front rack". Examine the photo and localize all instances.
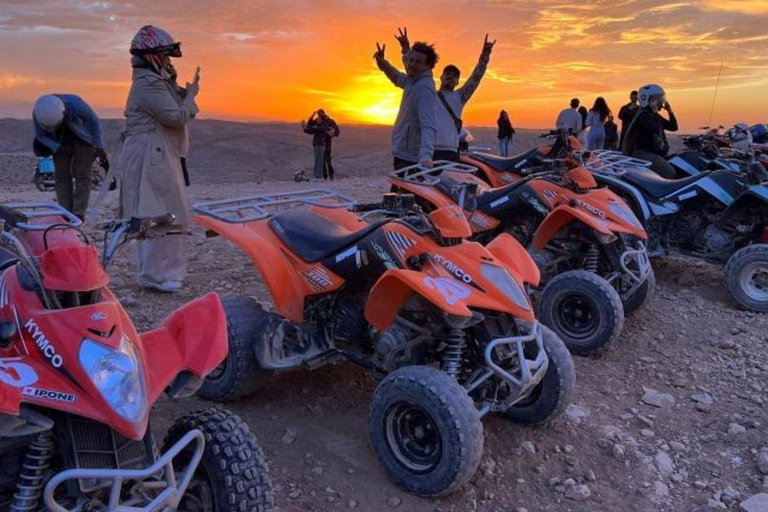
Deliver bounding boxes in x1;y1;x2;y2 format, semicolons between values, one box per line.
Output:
3;202;82;231
578;150;653;176
193;189;357;223
43;429;205;512
389;160;478;187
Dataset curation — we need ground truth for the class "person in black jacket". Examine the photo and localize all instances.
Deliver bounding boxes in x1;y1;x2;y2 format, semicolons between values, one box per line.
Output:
497;110;515;156
301;109;333;181
618;90;639;149
604;114;619;150
322;112;340;180
622;84;679;178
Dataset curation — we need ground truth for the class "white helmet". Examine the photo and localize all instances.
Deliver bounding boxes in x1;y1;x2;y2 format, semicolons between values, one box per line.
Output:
638;84;666;108
728;122;753;151
33;95;65;132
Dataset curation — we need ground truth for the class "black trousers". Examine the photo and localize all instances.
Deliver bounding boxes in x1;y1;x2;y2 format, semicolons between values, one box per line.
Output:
433;149;460;162
393;157;417;170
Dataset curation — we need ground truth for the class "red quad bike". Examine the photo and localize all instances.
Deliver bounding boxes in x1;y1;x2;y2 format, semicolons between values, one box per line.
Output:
0;203;273;512
389;159;654;355
193;190;576;497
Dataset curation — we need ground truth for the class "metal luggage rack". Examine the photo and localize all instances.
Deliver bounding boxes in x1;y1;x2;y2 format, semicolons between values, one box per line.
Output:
3;202;82;231
579;150;652;176
389;160;478;186
193;189;357;223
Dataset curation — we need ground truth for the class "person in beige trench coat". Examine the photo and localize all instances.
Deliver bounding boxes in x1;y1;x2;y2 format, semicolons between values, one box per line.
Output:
119;25;199;292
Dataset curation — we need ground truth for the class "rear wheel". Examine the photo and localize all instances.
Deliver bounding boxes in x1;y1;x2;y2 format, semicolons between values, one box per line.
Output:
198;295;274;402
500;325;575;425
724;244;768;312
368;366;483;497
621;266;656;315
163;407;274;512
539;270;624;355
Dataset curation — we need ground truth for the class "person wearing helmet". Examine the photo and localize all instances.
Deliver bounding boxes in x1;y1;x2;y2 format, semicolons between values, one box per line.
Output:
621;84;679;178
117;25;200;292
32;94;107;220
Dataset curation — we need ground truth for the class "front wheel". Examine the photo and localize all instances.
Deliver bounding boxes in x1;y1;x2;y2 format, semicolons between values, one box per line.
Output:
538;270;625;355
368;366;484;497
163;407;274;512
500;324;576;426
724;244;768;312
621;266;656;315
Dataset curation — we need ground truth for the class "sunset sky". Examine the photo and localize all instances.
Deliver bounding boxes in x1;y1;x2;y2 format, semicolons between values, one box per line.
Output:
1;0;768;131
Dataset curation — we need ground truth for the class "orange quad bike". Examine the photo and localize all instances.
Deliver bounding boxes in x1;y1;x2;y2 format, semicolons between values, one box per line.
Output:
389;159;654;355
193;189;576;497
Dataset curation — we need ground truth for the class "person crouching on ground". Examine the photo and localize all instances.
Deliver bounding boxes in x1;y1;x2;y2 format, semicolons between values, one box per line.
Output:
374;34;438;170
119;25;200;292
621;83;679;178
32;94;108;221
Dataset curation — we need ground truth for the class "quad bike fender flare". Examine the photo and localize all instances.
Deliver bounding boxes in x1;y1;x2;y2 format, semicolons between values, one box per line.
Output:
141;292;228;403
721;186;768;224
365;269;473;331
595;175;653;223
532;204;614;252
195;214;308;322
486;233;541;287
460;157;501;187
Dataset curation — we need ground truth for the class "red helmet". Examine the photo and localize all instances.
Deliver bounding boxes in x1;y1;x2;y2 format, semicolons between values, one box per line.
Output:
130;25;182;57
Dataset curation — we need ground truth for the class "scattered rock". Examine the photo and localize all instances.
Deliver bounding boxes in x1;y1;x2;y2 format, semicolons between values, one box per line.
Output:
656;451;675;478
642;387;676;409
740;493;768;512
692;392;714;405
565;404;591;424
311;466;323;475
386;496;402;508
565;484;591;502
480;458;497;476
694;480;709;490
728;423;747;438
585;469;597;481
520;441;536;455
348;500;358;509
613;444;626;460
282;429;297;445
641;429;656;438
670;441;687;452
757;452;768;475
696;402;713;413
650;481;669;503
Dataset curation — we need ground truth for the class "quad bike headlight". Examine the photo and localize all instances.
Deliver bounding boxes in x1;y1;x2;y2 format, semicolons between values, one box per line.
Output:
481;263;531;311
608;202;643;230
79;337;147;423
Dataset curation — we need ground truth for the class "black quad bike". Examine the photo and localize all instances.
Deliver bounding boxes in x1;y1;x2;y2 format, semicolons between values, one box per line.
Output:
588;151;768;311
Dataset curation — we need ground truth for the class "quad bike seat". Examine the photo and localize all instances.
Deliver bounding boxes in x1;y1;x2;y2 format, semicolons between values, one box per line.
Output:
468;147;543;172
622;168;708;198
436;174;526;212
269;209;383;263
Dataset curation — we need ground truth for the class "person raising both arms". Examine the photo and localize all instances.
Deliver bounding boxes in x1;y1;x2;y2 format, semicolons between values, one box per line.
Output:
394;28;495;162
621;84;679;178
373;31;438;170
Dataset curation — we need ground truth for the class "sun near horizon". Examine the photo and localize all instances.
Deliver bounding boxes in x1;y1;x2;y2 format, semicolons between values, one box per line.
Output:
1;0;768;131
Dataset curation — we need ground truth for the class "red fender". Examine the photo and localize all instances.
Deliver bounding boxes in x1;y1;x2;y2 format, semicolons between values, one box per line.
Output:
141;292;228;404
486;233;541;287
365;269;474;331
532;204;613;251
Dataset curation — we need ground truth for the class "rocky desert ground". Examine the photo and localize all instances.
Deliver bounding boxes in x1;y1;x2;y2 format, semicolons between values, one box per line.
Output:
2;119;768;512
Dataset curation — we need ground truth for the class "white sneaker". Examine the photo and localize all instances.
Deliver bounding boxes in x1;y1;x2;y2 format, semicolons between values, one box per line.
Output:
140;280;182;292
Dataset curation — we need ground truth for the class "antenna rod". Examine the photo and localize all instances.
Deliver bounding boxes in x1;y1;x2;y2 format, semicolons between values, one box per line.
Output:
707;60;724;127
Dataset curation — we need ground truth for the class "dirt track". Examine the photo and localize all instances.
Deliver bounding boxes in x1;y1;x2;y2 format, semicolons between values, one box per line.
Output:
2;121;768;512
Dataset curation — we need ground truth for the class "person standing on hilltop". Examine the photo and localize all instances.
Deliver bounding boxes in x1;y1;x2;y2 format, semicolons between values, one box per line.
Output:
322;112;340;181
618;90;639;149
117;25;200;292
393;28;495;162
32;94;108;220
585;97;611;150
301;110;331;181
374;31;438;170
497;110;515;156
555;98;583;135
